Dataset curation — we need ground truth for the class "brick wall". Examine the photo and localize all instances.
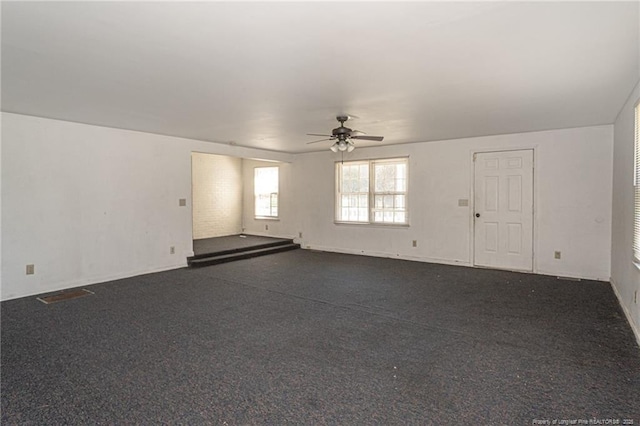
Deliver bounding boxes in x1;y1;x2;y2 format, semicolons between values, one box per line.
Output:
192;153;242;239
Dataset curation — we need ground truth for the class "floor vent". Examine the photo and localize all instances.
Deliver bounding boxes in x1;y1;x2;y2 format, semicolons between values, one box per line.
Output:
556;276;581;282
37;289;94;304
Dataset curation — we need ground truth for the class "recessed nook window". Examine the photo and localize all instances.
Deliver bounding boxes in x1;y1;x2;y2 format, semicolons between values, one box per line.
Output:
255;167;278;218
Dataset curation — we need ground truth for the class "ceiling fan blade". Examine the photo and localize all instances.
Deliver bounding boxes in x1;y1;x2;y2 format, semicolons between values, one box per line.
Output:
306;133;332;137
351;135;384;141
306;138;333;144
350;130;367;136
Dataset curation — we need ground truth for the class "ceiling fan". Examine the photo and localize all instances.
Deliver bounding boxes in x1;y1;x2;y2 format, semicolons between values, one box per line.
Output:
306;115;384;152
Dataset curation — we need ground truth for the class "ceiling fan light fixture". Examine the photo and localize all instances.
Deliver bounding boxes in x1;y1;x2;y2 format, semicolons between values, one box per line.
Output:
330;143;339;153
347;143;355;153
338;140;348;151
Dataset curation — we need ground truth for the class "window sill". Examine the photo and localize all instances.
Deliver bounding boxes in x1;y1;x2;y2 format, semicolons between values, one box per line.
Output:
255;217;279;221
334;221;409;228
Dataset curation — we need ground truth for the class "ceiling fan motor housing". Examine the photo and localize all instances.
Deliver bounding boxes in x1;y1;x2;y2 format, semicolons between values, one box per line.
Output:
333;115;352;138
332;126;352;137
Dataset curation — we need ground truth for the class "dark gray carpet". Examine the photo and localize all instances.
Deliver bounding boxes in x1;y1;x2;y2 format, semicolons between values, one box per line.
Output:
193;234;291;256
2;250;639;425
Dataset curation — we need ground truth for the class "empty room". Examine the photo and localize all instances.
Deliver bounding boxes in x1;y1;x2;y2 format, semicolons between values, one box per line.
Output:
1;1;639;424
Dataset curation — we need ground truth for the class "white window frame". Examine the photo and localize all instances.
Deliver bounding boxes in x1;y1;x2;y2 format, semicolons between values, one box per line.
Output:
254;166;279;219
335;157;409;225
634;103;640;264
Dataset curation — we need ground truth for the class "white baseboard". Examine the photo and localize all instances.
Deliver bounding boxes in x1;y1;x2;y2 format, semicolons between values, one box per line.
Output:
301;244;471;268
1;262;188;302
610;278;640;349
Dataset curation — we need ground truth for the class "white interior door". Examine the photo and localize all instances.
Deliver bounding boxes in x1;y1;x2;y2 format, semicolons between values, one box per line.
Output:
474;150;533;272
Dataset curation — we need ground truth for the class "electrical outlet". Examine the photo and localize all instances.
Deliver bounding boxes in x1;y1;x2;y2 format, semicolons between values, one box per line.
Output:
412;240;417;247
178;198;186;207
554;251;561;259
299;232;303;238
265;224;269;231
170;246;175;255
26;264;35;275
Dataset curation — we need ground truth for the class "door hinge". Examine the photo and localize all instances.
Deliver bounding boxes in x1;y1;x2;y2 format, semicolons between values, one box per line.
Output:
473;153;477;161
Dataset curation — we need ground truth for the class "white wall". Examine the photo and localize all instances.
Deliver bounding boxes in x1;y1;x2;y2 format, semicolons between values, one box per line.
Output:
0;112;615;302
293;125;613;281
611;80;640;344
0;113;292;301
192;152;242;239
241;159;296;239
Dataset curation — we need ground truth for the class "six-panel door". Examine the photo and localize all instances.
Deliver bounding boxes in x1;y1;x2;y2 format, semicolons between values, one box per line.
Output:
474;150;534;272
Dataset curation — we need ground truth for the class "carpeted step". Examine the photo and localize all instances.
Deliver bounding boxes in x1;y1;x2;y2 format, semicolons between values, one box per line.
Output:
188;242;300;267
190;238;295;260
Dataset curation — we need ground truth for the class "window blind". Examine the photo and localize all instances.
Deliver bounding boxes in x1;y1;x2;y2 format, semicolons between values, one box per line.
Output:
634;104;640;263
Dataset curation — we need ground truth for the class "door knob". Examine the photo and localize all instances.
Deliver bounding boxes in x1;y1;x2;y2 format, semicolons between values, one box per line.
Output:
475;213;480;218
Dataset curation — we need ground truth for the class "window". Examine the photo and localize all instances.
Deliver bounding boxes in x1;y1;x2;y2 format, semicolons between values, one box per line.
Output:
336;158;408;224
634;104;640;263
254;167;278;218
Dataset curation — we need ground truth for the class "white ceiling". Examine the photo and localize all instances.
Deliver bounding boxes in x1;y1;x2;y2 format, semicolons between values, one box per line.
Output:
2;1;639;153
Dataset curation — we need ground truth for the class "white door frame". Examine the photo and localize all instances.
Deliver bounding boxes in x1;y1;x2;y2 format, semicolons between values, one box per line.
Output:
469;147;538;273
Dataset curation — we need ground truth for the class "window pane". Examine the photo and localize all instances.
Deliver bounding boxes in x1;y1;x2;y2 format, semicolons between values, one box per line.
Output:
396;164;406;191
359;178;369;193
337;162;369;222
254;167;278;194
374;164;394;192
374;162;408;193
371;159;407;224
360;164;368;179
255;167;278;217
256;193;277;217
270;193;278;216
